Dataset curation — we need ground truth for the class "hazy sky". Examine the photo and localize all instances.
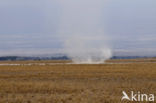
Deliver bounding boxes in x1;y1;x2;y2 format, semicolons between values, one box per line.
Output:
0;0;156;56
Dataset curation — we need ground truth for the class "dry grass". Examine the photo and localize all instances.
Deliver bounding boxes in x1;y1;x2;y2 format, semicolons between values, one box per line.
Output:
0;59;156;103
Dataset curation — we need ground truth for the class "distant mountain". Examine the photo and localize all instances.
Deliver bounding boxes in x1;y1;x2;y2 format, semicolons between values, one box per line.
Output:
0;56;155;61
110;56;154;59
0;56;69;61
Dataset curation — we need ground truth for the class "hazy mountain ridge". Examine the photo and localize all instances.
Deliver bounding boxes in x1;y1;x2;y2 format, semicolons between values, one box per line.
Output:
0;55;155;61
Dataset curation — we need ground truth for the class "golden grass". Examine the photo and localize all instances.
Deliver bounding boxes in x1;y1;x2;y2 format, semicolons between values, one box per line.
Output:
0;59;156;103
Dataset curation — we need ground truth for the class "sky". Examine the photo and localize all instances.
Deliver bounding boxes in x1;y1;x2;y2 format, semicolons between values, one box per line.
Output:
0;0;156;56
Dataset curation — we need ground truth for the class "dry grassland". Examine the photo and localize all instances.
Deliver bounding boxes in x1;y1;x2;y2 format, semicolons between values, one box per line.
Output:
0;59;156;103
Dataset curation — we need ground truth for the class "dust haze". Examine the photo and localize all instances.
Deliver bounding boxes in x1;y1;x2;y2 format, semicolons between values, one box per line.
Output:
58;0;112;64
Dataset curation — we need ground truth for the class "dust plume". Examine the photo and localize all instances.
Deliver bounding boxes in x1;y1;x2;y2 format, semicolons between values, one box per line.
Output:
58;0;112;64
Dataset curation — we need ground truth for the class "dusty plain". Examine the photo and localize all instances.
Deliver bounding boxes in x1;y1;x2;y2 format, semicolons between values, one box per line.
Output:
0;58;156;103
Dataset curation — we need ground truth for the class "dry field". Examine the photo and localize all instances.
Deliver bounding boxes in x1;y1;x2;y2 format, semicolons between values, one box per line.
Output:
0;59;156;103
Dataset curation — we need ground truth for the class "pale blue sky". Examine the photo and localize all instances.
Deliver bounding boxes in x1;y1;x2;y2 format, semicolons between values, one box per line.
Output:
0;0;156;56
